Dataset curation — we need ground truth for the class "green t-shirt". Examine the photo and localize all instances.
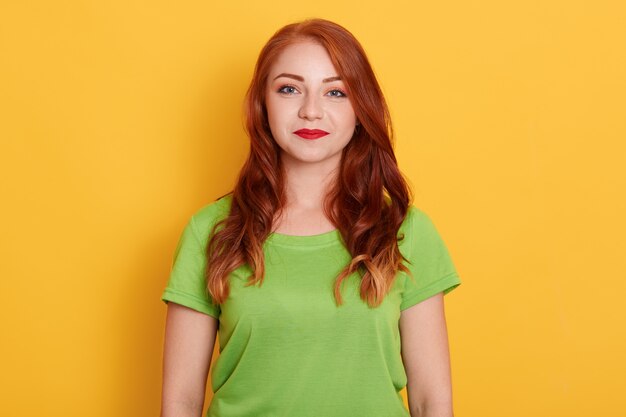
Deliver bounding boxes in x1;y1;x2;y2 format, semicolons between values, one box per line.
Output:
161;194;461;417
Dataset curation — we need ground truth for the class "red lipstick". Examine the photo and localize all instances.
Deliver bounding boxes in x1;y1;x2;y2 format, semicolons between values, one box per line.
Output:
293;129;329;140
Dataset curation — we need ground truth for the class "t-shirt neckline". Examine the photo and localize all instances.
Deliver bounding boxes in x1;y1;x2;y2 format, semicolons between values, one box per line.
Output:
266;228;342;246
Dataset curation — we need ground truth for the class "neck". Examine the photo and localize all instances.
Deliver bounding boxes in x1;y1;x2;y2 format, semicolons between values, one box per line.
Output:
281;156;340;210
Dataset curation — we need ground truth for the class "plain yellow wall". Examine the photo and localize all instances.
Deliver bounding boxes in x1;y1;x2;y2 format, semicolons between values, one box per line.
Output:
1;1;625;416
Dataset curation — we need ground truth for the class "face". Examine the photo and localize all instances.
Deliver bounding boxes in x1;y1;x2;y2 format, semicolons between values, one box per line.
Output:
265;41;357;171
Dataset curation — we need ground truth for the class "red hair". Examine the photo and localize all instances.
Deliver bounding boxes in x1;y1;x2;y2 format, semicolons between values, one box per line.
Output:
206;18;412;307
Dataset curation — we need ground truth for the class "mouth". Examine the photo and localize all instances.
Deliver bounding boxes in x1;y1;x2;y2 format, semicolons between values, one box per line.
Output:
293;129;330;140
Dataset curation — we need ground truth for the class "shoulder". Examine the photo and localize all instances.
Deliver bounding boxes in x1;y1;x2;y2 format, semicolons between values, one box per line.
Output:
398;205;445;253
189;193;233;242
399;205;436;237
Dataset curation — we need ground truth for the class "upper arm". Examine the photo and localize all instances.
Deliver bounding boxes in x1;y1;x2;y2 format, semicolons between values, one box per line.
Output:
399;292;453;415
161;302;218;416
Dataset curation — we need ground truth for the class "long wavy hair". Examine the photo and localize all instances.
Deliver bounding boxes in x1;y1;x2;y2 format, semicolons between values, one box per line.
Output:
206;18;412;308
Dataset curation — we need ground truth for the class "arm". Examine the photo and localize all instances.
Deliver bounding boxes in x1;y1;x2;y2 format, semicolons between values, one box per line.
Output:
160;302;218;417
399;292;454;417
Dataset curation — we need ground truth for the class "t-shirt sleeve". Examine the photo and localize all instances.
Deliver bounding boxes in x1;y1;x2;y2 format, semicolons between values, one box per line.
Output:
399;207;462;310
160;215;221;319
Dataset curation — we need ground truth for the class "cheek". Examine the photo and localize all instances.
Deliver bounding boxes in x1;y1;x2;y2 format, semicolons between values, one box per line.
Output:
337;107;357;131
266;97;289;129
265;98;279;132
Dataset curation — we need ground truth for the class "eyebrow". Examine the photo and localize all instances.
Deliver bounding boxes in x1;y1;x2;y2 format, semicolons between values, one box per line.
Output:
272;73;342;83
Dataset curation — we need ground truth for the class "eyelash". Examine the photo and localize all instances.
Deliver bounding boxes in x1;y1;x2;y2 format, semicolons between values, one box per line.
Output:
276;85;347;98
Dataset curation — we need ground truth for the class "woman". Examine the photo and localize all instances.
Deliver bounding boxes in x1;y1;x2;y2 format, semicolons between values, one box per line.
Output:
161;18;461;417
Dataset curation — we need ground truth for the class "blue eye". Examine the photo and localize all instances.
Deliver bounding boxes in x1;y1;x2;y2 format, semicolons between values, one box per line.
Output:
278;85;298;94
327;89;347;98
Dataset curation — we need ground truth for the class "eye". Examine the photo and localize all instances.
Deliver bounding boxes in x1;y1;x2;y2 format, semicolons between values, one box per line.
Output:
277;85;298;95
326;89;347;98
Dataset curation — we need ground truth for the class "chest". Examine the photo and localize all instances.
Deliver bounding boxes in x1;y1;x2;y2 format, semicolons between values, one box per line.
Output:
216;242;405;348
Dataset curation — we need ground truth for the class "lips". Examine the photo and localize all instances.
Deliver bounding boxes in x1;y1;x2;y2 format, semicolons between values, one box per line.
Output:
293;129;329;140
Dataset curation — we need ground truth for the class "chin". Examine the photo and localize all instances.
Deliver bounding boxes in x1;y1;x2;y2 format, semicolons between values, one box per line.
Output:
282;152;339;166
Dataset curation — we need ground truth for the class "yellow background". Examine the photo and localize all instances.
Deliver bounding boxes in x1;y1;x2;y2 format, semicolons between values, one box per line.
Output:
1;1;625;416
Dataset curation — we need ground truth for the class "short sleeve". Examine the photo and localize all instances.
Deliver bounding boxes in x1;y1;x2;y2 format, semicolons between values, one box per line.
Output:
399;207;462;310
161;215;221;319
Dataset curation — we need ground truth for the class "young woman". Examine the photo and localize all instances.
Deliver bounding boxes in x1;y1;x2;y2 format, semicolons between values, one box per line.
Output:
161;18;461;417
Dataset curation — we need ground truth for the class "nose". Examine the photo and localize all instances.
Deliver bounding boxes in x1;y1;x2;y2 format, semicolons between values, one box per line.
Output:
298;94;323;120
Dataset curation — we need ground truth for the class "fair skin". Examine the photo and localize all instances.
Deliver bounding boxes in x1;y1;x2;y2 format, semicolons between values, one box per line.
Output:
161;303;217;417
265;40;356;235
400;293;455;417
161;40;454;417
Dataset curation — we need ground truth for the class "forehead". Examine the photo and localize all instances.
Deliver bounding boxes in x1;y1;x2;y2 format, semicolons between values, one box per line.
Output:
268;41;339;80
